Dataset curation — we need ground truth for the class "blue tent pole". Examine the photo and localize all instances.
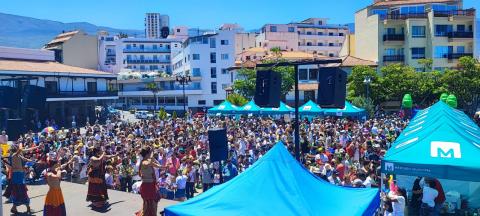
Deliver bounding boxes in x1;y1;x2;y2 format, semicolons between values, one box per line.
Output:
294;65;300;161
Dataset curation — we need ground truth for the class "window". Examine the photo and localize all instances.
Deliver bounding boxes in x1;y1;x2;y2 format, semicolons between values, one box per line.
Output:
329;43;334;46
309;69;318;81
270;26;277;32
139;44;144;49
221;54;229;60
126;44;132;49
177;29;181;33
339;33;344;36
457;46;465;53
210;38;216;48
288;27;295;32
432;4;458;12
153;55;158;60
192;54;200;60
328;32;334;36
457;25;465;32
434;46;451;58
198;100;206;105
386;28;396;35
213;100;223;105
412;26;426;38
45;81;58;94
399;5;425;14
306;42;312;46
211;82;217;94
210;67;217;78
87;82;97;93
371;9;387;17
126;55;132;60
411;47;425;59
318;32;324;35
435;25;453;36
220;40;229;45
221;68;228;74
318;21;323;25
299;69;308;80
202;37;208;44
192;68;201;77
306;32;312;35
329;53;335;57
385;48;396;56
210;52;216;63
318;42;324;46
153;44;158;50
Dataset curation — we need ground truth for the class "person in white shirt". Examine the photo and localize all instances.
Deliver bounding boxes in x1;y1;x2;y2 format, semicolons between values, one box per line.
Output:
421;180;438;216
175;172;187;201
388;188;406;216
105;166;114;189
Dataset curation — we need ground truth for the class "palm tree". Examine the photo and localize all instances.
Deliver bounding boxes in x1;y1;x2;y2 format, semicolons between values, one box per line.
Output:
270;47;282;61
145;82;161;112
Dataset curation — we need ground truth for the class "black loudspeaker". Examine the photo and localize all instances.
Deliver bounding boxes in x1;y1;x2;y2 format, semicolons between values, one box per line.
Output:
317;67;347;108
0;86;20;109
254;70;281;108
208;128;228;162
6;119;24;141
161;27;170;39
22;85;47;110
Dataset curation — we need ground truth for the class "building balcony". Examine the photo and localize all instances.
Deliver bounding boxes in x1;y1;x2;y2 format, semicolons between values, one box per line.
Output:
434;9;475;17
383;55;405;62
123;48;171;53
383;13;428;20
47;91;118;99
447;53;473;60
125;59;170;64
447;31;474;39
383;34;405;41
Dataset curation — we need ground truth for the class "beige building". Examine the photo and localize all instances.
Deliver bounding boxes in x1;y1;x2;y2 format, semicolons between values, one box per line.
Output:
355;0;476;71
44;30;99;70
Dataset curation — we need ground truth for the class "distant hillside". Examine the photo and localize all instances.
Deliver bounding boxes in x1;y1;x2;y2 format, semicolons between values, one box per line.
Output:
0;12;144;49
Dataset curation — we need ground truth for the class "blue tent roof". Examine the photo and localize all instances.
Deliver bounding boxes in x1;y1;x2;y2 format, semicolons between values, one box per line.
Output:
165;142;380;216
299;100;324;116
382;101;480;181
323;101;366;117
238;100;261;114
260;101;294;115
207;101;240;114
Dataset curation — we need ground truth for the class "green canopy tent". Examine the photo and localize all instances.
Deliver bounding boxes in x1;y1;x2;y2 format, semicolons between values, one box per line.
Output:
207;101;240;115
298;100;324;116
323;101;366;118
382;101;480;181
260;101;294;115
238;100;261;115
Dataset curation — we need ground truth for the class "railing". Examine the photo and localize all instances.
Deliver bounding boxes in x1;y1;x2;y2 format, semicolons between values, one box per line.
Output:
434;9;475;17
135;85;201;91
447;53;473;59
123;48;171;53
126;59;170;64
382;13;428;20
383;55;405;62
383;34;405;41
47;91;118;98
447;31;474;39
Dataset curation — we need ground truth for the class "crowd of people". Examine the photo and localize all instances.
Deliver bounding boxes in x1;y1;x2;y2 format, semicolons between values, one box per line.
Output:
1;111;417;215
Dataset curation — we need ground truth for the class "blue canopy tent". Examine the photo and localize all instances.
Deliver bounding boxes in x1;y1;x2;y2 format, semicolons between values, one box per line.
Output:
237;100;261;115
298;100;324;116
382;101;480;181
323;101;366;118
260;101;294;115
165;142;380;216
207;101;240;115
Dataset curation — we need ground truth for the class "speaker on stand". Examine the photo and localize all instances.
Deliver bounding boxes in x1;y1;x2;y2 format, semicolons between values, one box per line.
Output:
317;67;347;109
208;128;228;162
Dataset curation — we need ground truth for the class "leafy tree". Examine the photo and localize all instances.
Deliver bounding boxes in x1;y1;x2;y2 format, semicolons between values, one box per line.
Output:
158;107;167;120
172;111;177;119
270;47;282;60
226;93;249;106
379;64;417;102
232;68;256;98
351;96;375;117
418;58;433;72
347;65;381;104
145;82;161;111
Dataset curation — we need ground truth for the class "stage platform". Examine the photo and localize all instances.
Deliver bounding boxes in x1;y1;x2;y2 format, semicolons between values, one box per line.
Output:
2;181;178;215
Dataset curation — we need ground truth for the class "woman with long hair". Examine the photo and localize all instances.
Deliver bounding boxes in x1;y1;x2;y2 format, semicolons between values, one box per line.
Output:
86;146;116;209
43;158;72;216
136;146;161;216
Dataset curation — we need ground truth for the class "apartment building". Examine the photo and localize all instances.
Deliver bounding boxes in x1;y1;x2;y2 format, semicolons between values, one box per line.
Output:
98;33;182;74
355;0;476;71
256;18;349;57
44;30;99;70
145;13;170;39
0;46;117;130
170;24;245;109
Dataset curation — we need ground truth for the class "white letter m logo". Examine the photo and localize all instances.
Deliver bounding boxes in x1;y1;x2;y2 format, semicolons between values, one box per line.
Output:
431;141;461;159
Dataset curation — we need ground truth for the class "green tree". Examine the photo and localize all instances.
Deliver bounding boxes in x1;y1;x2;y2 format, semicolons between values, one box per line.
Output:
379;64;417;102
441;56;480;113
351;96;375;117
226;93;249;106
172;111;177;119
347;65;380;104
232;68;256;98
145;82;161;112
418;58;433;72
270;47;282;60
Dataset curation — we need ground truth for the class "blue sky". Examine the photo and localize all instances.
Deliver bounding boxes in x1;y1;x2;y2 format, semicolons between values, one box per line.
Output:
2;0;479;30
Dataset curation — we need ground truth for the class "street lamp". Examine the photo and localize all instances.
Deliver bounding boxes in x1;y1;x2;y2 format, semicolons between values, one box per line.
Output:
363;76;372;100
176;74;191;115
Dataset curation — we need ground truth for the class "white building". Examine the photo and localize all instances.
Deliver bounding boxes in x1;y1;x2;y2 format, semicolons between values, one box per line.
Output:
256;18;349;57
97;33;182;74
0;46;118;130
145;13;170;39
170;25;245;109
